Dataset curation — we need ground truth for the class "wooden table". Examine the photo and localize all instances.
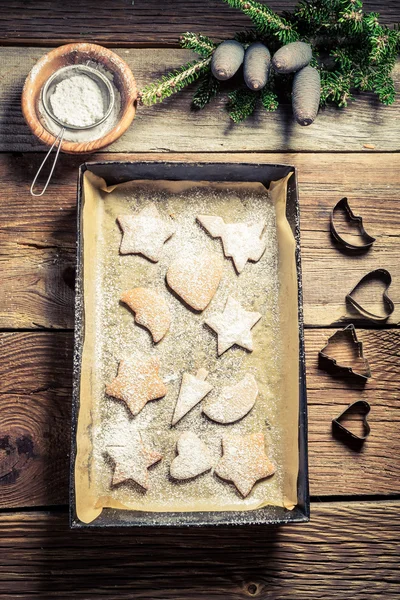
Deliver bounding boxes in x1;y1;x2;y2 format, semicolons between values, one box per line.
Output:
0;2;399;597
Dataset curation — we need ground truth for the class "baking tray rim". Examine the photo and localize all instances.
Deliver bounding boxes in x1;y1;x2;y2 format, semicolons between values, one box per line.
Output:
70;160;309;528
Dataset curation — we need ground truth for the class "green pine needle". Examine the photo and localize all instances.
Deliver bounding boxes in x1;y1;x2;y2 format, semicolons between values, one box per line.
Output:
179;32;216;57
260;86;279;111
227;88;258;122
140;57;212;106
223;0;299;44
139;0;400;117
192;73;220;108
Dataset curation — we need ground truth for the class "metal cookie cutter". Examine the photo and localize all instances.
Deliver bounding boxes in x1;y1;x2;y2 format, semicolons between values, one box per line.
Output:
346;268;394;322
330;197;376;251
319;324;371;381
31;64;115;197
332;400;371;445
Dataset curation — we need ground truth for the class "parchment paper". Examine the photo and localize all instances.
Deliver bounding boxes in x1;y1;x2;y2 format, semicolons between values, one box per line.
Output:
75;172;299;524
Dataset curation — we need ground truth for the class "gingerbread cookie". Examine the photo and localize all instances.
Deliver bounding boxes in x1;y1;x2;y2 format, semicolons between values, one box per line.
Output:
105;355;167;416
118;203;175;262
203;373;258;424
197;215;267;273
172;368;213;426
121;287;171;343
107;436;162;490
166;251;223;311
205;296;262;355
215;432;275;497
170;431;213;480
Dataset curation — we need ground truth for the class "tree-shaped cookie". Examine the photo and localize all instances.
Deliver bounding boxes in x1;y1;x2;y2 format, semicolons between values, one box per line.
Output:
215;432;275;497
107;435;162;490
117;203;175;261
203;373;258;424
205;296;262;355
197;215;267;273
105;355;167;416
170;431;213;480
121;287;171;343
172;368;213;425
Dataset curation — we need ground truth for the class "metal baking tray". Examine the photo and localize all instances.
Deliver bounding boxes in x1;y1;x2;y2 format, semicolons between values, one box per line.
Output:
70;160;309;527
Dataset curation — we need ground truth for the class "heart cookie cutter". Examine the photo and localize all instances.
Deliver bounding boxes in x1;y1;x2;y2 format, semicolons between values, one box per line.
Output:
330;197;376;251
346;268;394;322
332;400;371;445
319;324;371;381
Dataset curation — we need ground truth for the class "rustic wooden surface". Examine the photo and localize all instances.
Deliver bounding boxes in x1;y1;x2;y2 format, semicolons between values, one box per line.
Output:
0;1;399;598
1;47;399;152
0;0;398;46
1;152;399;329
0;328;399;508
0;501;399;599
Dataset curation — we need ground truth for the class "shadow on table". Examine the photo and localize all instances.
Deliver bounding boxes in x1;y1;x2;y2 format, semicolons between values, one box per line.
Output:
37;517;283;598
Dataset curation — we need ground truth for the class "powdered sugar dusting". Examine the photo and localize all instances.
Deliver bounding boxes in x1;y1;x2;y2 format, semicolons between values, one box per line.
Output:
89;181;287;512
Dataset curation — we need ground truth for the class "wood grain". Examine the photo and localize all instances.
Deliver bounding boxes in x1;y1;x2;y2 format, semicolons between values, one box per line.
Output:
0;329;398;508
1;47;399;152
0;501;398;598
0;332;72;508
1;152;399;329
0;0;398;46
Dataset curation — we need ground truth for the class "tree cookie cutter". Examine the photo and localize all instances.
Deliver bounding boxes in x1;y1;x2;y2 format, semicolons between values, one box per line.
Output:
332;400;371;445
346;268;394;322
319;324;371;381
330;197;376;251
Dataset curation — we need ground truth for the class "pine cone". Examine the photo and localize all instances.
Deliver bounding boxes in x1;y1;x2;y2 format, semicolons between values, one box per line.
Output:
272;42;312;74
211;40;245;81
244;42;271;91
292;66;321;126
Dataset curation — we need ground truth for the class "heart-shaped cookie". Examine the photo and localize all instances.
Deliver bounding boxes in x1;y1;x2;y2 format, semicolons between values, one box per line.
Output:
332;400;371;446
170;432;213;480
346;268;394;322
166;252;223;312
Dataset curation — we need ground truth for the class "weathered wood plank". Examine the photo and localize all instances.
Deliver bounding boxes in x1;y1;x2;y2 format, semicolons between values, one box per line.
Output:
0;333;72;508
0;502;398;598
0;329;398;508
1;47;399;152
0;0;398;46
1;152;399;329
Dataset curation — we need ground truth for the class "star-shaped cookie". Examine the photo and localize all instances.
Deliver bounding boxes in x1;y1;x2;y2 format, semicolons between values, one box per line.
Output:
197;215;267;273
105;356;167;416
205;296;262;355
215;432;275;497
107;436;162;490
117;203;175;262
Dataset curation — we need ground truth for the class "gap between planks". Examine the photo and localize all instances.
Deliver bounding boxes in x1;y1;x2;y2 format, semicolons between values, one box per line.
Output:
1;152;400;329
1;47;399;152
0;329;399;508
0;501;398;600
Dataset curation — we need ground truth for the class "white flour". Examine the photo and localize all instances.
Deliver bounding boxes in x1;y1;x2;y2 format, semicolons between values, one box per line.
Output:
49;73;106;128
39;61;122;142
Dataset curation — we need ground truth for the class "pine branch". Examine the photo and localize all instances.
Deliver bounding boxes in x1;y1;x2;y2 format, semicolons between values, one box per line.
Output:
223;0;299;43
192;73;220;108
179;32;216;56
140;0;400;116
226;88;258;122
140;57;212;106
260;86;279;111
